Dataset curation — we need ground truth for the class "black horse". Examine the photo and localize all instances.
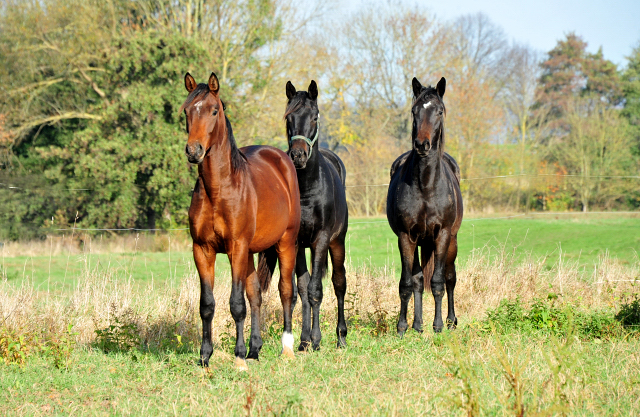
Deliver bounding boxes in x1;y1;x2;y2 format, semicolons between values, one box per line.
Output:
386;77;463;334
284;80;349;350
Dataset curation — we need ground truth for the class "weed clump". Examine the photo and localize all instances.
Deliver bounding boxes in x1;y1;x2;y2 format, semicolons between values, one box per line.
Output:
94;317;140;353
615;296;640;329
483;296;627;339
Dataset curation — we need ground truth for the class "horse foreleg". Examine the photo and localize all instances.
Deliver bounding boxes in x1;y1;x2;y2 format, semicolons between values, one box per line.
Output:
309;240;330;350
245;254;263;360
229;245;249;370
445;235;458;329
397;233;417;337
329;237;348;348
431;230;451;333
193;244;216;367
411;245;425;332
295;247;312;351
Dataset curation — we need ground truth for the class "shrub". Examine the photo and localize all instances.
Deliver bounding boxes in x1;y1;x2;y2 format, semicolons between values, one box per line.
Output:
615;296;640;329
94;317;140;353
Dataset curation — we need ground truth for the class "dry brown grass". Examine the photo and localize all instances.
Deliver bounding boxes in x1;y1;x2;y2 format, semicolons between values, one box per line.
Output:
1;244;638;347
1;230;192;258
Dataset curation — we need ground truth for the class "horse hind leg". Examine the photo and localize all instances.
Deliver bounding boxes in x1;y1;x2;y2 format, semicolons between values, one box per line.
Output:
329;237;347;348
445;236;458;329
276;233;297;359
245;255;263;361
229;246;249;370
295;247;312;352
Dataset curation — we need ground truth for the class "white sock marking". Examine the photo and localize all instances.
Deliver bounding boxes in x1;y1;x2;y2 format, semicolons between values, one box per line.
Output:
282;332;294;351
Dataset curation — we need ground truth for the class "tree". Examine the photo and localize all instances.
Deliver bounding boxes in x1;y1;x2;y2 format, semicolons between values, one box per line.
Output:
550;99;632;211
537;33;622;129
37;32;211;229
500;45;548;211
622;41;640;155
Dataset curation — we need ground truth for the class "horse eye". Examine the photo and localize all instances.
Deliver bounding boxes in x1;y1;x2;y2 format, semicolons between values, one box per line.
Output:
438;110;443;115
212;110;218;116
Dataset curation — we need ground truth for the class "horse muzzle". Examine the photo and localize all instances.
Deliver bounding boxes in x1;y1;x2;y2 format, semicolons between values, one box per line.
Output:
185;142;205;164
290;148;308;169
413;139;431;156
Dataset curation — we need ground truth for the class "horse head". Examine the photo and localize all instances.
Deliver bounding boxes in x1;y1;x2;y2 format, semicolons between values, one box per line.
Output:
283;80;319;169
180;72;225;165
411;77;446;157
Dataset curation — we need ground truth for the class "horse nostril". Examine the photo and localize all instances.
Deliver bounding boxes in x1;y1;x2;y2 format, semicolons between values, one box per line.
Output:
196;143;204;155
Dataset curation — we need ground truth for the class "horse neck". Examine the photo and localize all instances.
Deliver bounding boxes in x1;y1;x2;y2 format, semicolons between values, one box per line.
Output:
199;117;236;196
296;144;321;191
415;130;444;189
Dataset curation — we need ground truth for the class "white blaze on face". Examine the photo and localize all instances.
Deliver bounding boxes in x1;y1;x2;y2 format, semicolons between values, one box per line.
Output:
194;101;204;115
423;102;433;109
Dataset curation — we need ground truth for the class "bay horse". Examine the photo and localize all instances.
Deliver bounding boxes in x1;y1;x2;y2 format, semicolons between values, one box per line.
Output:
180;72;301;370
284;80;348;350
386;77;463;334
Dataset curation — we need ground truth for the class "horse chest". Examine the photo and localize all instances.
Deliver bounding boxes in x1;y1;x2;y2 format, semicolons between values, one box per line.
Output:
188;182;228;252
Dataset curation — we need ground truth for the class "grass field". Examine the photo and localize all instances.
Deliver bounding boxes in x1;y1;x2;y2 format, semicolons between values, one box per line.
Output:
2;213;638;290
1;213;640;415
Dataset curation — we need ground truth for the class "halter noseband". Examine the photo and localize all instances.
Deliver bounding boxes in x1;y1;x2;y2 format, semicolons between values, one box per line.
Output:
289;122;319;158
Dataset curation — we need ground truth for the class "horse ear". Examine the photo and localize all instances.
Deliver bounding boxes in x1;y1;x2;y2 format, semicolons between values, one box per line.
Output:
412;77;423;98
208;72;219;94
308;80;318;100
286;81;296;100
185;73;197;93
436;77;446;98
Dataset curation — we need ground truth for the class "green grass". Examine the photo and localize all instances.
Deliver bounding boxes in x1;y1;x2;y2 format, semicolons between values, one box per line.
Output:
2;214;639;290
348;214;640;273
1;324;639;416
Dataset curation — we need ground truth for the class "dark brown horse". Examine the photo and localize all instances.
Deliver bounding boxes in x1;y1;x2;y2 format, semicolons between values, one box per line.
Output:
386;77;463;334
284;80;349;351
180;72;301;370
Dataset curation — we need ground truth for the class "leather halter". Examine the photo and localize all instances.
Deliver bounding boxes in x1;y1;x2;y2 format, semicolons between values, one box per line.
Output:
289;121;319;158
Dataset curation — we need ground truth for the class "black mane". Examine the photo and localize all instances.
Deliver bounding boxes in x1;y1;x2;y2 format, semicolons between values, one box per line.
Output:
225;114;247;173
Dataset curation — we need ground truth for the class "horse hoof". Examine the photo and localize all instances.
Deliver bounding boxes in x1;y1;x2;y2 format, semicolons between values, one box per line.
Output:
432;326;443;333
282;347;296;359
198;358;209;368
336;340;347;349
298;342;311;352
235;357;249;371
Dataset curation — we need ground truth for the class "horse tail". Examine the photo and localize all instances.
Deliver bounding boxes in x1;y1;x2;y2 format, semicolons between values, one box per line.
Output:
258;246;278;292
423;250;435;293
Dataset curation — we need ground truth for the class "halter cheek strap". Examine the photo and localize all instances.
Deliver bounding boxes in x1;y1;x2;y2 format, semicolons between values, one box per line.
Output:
289;122;319;158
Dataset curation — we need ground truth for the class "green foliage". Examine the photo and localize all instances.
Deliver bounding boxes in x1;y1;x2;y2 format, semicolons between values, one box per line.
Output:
615;296;640;329
37;31;208;229
94;317;140;353
46;324;79;369
0;328;37;367
622;42;640;155
484;296;626;339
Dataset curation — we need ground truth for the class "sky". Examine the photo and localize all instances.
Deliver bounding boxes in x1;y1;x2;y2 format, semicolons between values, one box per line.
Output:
316;0;640;68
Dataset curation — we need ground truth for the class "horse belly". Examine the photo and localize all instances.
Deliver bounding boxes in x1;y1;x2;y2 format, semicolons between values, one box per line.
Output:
248;184;291;252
